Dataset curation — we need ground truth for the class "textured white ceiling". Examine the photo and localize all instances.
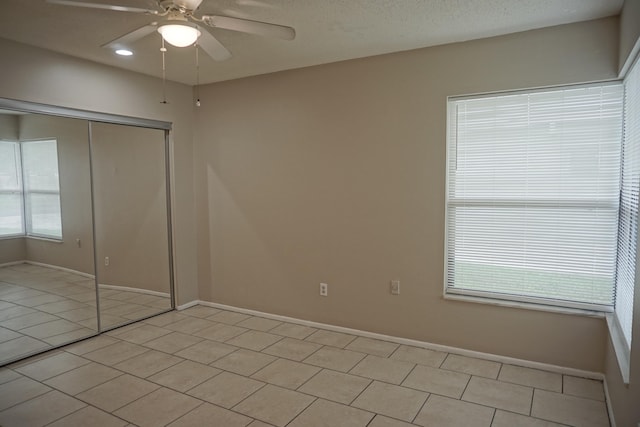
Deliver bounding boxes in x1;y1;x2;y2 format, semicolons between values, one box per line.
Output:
0;0;624;85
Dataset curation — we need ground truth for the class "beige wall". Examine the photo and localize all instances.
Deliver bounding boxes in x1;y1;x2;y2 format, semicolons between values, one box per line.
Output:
0;113;17;139
619;0;640;73
0;38;198;305
194;17;618;372
17;114;94;274
604;324;640;427
91;122;171;294
0;238;25;264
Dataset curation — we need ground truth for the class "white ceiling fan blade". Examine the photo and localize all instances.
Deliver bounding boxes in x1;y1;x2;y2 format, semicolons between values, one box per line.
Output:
102;24;158;49
202;15;295;40
197;28;232;61
173;0;203;11
45;0;159;14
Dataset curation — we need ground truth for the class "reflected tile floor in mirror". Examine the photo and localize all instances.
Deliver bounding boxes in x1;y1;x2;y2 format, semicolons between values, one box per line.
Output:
0;305;611;427
0;263;170;364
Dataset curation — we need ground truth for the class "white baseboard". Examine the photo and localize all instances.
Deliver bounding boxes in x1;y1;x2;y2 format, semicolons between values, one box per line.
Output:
0;260;94;280
98;283;170;298
0;261;170;300
602;377;617;427
24;260;95;279
0;260;27;268
179;300;604;381
176;300;200;310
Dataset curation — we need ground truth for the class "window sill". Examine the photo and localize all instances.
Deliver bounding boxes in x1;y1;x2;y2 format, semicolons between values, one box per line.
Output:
444;292;607;318
0;235;24;241
0;235;63;243
26;236;63;244
605;313;631;385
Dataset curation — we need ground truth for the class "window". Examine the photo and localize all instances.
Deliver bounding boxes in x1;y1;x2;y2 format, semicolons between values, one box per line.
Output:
445;83;624;311
0;139;62;240
0;141;24;237
615;56;640;350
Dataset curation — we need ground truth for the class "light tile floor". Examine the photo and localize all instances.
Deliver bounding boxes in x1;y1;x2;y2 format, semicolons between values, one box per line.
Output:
0;264;170;364
0;305;611;427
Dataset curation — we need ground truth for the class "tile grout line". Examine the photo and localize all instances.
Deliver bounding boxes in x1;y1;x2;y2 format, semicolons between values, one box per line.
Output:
459;373;474;402
411;391;432;425
282;393;319;427
398;361;418;385
529;387;536;417
488;407;497;426
158;400;207;426
293;365;326;393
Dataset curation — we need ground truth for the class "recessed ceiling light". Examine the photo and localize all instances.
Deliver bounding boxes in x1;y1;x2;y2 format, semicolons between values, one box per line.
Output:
115;49;133;56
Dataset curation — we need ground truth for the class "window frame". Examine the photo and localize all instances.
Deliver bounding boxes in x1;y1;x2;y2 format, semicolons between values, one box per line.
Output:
607;53;640;385
443;80;624;315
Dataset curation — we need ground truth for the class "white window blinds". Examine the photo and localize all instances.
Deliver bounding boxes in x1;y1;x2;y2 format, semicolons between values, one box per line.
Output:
446;84;624;310
616;58;640;347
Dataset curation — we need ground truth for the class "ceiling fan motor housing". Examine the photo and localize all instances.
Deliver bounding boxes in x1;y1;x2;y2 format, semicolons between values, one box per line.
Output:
160;0;203;13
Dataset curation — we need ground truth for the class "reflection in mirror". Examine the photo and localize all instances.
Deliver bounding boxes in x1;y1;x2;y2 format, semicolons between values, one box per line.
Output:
90;122;172;330
0;112;98;364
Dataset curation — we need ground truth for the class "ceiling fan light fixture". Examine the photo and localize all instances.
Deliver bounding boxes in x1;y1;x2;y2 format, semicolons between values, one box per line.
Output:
157;23;201;47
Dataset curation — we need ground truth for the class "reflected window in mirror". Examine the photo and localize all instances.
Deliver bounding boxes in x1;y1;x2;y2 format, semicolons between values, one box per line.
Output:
0;140;23;237
0;139;62;240
22;139;62;239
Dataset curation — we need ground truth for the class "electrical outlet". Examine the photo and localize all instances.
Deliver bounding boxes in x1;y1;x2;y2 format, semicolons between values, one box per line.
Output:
391;280;400;295
104;256;110;266
320;282;328;297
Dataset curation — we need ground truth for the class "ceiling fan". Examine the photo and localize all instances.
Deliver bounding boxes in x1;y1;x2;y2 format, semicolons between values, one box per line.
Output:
45;0;296;61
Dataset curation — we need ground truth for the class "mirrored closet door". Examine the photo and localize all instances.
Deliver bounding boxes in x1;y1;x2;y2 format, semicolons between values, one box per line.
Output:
90;122;173;330
0;112;98;363
0;99;174;365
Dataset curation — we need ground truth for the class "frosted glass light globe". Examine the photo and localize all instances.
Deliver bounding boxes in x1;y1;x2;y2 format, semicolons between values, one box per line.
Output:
157;24;201;47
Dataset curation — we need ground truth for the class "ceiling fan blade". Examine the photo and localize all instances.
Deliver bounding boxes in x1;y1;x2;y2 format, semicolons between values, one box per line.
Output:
102;24;158;49
202;15;295;40
46;0;159;14
173;0;203;11
234;0;278;9
197;28;232;61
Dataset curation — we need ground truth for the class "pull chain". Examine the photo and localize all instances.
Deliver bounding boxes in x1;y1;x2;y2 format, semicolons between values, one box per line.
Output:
160;38;168;104
195;41;201;107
